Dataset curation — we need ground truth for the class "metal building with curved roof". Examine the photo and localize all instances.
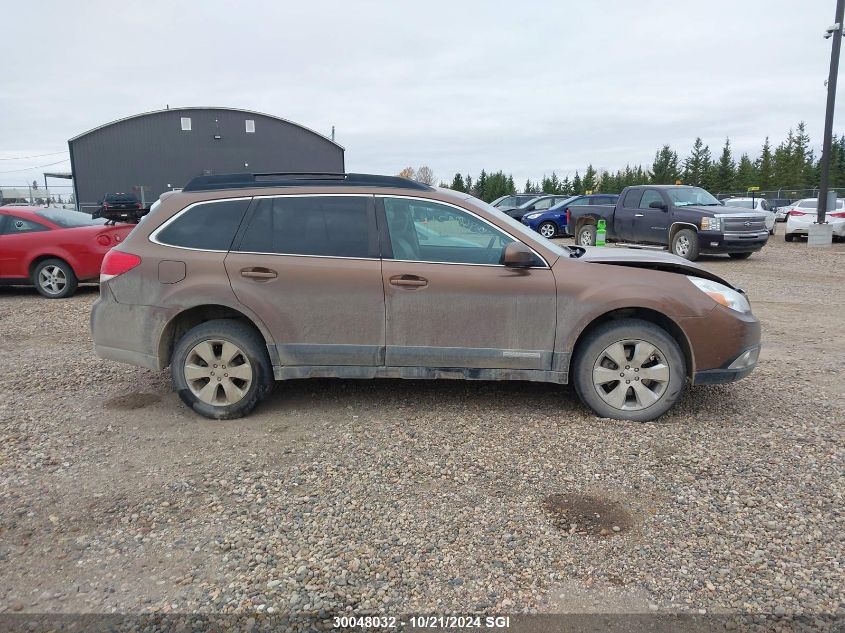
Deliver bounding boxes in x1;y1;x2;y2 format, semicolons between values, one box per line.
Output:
68;107;344;212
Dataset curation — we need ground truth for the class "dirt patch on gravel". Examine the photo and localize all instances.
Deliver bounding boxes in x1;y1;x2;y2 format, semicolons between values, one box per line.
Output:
104;392;161;410
543;493;633;537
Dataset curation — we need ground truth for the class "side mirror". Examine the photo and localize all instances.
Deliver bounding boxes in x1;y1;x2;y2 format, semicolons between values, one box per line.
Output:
649;200;667;210
503;242;540;268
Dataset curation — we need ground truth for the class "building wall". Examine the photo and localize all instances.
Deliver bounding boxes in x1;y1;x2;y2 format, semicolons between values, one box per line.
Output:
69;108;344;211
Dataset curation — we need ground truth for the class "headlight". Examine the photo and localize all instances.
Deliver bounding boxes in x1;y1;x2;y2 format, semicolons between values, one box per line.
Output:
687;276;751;313
524;212;542;220
701;217;721;231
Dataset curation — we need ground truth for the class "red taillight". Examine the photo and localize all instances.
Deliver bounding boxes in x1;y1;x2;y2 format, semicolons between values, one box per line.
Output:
790;209;807;216
829;211;845;218
100;250;141;282
565;208;571;226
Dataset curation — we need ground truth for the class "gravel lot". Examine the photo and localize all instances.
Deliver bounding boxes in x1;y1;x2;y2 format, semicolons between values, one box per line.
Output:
0;236;843;628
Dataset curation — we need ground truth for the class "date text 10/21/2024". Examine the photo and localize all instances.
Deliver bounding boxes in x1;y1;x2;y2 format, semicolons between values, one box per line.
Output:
332;615;512;629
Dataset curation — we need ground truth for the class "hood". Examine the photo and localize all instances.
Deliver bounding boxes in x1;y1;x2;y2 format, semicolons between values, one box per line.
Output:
687;205;765;218
576;246;736;288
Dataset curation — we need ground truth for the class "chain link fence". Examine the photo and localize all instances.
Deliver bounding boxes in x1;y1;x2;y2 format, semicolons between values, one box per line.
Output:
714;187;845;202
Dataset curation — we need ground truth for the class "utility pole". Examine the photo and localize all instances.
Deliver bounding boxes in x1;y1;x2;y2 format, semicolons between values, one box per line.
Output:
816;0;845;230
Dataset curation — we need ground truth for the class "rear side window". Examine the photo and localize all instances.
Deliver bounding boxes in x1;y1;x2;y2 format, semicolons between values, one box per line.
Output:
155;199;250;250
622;189;643;208
237;196;370;258
1;216;49;234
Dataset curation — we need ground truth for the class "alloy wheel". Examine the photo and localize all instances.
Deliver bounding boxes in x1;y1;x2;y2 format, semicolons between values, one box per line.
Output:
184;339;253;406
38;265;67;295
592;339;670;411
539;223;556;238
675;235;690;257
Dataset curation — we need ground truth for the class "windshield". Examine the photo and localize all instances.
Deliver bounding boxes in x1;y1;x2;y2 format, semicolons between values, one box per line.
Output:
667;187;721;207
725;199;754;208
36;208;106;228
796;198;843;209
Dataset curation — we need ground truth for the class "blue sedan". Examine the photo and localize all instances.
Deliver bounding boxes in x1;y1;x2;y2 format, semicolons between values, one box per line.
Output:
522;193;619;238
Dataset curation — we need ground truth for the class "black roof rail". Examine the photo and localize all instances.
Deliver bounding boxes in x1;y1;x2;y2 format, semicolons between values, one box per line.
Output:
182;172;434;192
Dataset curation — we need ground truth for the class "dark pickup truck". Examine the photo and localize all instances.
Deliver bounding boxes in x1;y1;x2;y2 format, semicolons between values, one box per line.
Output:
568;185;770;261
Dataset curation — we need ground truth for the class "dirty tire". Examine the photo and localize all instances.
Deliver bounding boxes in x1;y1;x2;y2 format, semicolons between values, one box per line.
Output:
33;258;78;299
729;252;753;260
572;318;686;422
537;221;557;239
671;228;700;261
171;319;273;420
577;224;596;247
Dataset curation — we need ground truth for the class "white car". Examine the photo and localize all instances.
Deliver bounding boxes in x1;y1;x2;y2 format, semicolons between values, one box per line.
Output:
785;198;845;241
722;198;776;235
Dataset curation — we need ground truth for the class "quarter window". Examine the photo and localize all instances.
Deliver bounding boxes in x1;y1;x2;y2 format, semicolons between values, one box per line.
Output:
155;199;250;250
238;196;370;258
1;217;48;234
383;198;514;265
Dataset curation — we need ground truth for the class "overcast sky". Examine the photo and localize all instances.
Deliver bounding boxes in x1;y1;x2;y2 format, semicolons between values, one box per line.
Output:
0;0;841;191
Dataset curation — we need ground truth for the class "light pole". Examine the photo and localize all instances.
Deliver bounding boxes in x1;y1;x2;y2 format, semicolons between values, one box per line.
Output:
813;0;845;245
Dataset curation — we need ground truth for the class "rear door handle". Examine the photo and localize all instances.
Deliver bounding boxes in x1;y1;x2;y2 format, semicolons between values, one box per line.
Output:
240;267;278;280
634;213;645;217
390;275;428;288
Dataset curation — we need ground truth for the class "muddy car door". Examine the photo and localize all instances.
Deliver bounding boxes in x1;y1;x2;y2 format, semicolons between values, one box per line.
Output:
378;196;557;371
225;194;386;367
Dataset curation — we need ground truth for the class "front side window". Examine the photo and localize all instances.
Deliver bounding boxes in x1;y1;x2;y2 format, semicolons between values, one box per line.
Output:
238;196;370;258
155;199;250;250
533;198;554;210
1;216;48;234
639;190;664;209
383;198;514;265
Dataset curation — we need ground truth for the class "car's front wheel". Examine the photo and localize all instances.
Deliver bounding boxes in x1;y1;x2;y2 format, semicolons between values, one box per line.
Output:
171;319;273;420
33;258;78;299
537;221;557;239
671;228;700;260
572;318;686;422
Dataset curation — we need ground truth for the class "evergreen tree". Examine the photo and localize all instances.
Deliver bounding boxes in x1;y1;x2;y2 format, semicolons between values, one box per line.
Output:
572;172;583;195
524;179;534;193
449;172;466;193
713;138;736;193
464;174;473;194
560;176;573;196
582;165;597;192
756;137;773;190
734;153;757;191
683;137;711;187
506;174;515;194
651;145;680;184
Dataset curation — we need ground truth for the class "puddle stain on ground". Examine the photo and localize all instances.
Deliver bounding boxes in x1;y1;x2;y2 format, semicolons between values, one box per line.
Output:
543;493;634;537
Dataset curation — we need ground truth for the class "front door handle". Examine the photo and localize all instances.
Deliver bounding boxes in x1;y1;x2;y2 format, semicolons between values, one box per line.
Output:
634;213;645;217
240;267;278;280
390;275;428;288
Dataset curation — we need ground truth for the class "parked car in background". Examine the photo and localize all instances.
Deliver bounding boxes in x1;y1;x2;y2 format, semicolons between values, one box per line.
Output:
490;193;543;209
95;192;144;222
785;198;845;241
569;185;769;260
522;194;619;238
502;194;573;221
91;172;760;423
0;206;134;298
769;198;794;221
722;197;776;234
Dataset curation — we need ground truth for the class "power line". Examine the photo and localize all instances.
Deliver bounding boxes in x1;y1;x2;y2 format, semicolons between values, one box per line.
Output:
0;159;70;175
0;150;68;161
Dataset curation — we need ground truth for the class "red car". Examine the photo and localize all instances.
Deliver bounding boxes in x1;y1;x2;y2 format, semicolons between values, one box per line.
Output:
0;206;134;298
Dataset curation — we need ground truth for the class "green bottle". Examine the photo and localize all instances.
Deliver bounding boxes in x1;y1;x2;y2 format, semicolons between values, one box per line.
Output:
596;219;607;246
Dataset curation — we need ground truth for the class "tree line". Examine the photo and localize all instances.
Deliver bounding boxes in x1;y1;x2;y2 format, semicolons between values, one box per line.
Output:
401;122;845;203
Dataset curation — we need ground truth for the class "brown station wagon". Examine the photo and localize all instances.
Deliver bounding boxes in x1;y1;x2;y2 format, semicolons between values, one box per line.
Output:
91;173;761;422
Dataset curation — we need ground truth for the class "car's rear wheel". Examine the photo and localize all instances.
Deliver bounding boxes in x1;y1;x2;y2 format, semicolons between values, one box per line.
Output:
577;225;596;246
172;319;273;420
538;221;557;239
572;318;686;422
784;233;796;242
671;228;700;260
33;258;78;299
